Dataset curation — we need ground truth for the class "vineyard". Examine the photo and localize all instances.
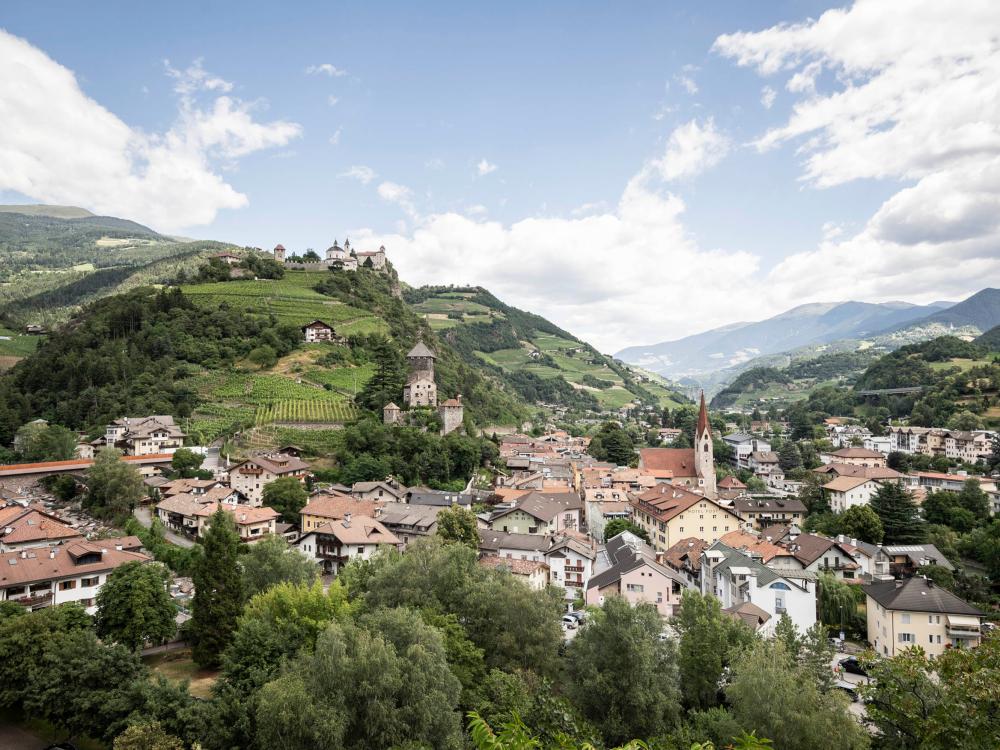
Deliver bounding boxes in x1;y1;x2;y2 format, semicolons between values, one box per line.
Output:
181;272;385;330
255;399;357;424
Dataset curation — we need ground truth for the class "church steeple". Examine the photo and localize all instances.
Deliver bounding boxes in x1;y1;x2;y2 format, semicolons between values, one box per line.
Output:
694;392;717;499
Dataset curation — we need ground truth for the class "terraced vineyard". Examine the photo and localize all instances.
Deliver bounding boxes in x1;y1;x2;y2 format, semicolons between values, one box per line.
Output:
255;399;357;424
181;272;387;332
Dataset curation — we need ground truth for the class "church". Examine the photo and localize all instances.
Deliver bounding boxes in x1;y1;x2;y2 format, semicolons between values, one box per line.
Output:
637;393;717;499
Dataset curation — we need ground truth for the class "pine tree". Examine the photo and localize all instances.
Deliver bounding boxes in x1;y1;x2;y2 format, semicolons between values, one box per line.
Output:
356;336;407;412
778;442;803;472
869;482;926;544
191;508;243;668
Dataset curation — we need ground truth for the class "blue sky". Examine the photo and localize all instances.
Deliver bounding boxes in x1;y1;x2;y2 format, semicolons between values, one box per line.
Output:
2;1;998;350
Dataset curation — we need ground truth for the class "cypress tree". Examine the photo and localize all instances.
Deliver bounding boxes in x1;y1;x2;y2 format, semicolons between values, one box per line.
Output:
191;507;243;667
869;482;926;544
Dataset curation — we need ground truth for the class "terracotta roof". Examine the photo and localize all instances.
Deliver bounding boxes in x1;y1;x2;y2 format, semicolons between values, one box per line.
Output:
785;533;857;566
813;464;902;480
0;545;151;587
301;494;379;520
822;476;875;492
830;447;884;458
310;515;400;546
156;492;212;517
0;507;82;545
199;504;279;525
662;537;709;572
718;530;787;563
718;476;747;489
478;555;548;576
723;601;772;629
750;451;779;463
440;398;463;407
233;452;310;476
630;483;713;523
638;448;697;478
0;454;173;474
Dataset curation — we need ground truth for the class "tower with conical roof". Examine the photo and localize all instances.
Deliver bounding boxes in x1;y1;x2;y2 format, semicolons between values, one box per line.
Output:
694;392;717;498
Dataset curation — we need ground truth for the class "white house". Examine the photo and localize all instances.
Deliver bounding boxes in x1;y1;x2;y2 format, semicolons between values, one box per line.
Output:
701;541;817;635
822;476;881;513
0;541;152;615
228;452;311;506
297;513;401;574
723;434;772;470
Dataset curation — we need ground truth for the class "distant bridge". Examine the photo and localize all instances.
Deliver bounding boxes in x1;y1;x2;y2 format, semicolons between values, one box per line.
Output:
0;453;173;478
855;386;927;397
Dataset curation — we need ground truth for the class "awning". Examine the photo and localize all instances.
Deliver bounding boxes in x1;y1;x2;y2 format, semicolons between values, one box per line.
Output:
946;615;980;629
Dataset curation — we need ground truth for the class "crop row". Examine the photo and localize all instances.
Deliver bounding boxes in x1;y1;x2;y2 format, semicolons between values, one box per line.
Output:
255;399;358;424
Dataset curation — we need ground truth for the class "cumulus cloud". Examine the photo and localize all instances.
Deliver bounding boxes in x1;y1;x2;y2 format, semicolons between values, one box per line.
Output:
713;0;1000;307
305;63;347;77
649;118;730;182
345;120;752;351
328;128;342;146
476;159;497;176
0;31;300;232
338;165;376;184
760;85;776;109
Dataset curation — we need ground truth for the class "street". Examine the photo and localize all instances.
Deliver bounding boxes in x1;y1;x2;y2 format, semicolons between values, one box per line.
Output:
831;651;870;720
133;505;196;549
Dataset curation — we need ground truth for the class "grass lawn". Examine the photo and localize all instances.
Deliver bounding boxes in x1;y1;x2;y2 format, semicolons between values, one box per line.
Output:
0;327;41;357
144;649;219;699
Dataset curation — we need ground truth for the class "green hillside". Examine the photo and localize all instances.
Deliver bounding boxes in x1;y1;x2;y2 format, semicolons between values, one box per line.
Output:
408;286;687;410
0;207;230;339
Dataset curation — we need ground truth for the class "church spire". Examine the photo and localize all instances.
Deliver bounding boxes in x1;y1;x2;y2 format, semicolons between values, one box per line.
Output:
696;391;710;439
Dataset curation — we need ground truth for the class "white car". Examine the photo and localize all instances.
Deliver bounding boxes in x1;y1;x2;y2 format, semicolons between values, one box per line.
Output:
561;615;578;629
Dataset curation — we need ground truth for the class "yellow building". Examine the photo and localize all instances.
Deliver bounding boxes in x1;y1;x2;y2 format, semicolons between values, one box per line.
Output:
629;484;742;554
863;576;983;658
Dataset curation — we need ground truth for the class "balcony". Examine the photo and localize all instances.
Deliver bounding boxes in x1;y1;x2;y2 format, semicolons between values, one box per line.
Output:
565;565;585;573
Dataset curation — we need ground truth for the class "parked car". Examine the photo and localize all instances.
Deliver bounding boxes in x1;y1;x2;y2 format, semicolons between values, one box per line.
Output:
834;680;860;703
561;615;578;629
839;656;868;677
568;610;586;622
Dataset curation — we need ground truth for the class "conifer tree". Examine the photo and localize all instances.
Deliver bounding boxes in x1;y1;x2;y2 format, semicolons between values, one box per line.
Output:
869;482;926;544
191;507;243;667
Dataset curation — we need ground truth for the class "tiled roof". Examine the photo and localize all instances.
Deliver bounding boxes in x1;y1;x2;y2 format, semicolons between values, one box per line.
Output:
491;491;583;523
630;484;726;523
732;496;807;514
233;452;310;476
661;537;709;572
478;530;549;553
0;507;82;545
822;476;875;492
638;448;697;478
830;447;884;458
0;545;151;587
718;530;787;563
310;515;400;546
302;494;379;520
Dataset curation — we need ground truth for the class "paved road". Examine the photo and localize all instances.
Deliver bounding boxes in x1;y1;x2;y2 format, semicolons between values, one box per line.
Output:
133;505;196;548
832;651;870;721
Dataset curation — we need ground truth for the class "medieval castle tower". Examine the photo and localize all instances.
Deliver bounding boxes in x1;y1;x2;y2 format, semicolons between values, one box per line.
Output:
384;341;464;435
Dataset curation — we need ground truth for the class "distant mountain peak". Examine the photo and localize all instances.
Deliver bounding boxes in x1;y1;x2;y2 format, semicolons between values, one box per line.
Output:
0;204;95;219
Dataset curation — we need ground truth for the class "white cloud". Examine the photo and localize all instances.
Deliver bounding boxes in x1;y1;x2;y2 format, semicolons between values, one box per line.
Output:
425;157;445;170
376;181;416;218
760;85;776;109
338;165;376;184
305;63;347;77
476;159;498;176
327;95;339;106
328;128;342;146
713;0;1000;309
677;76;698;95
165;58;234;94
346;142;756;350
649;118;730;182
0;32;300;232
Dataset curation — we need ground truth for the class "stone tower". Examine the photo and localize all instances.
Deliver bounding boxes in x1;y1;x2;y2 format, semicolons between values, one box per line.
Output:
438;395;464;435
273;244;286;263
383;402;401;425
694;392;717;499
403;341;437;407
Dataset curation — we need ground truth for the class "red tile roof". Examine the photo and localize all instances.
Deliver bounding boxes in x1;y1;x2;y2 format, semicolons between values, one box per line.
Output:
638;448;697;478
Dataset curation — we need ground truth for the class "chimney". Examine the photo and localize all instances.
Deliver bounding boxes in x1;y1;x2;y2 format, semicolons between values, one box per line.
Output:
344;512;352;528
20;550;27;559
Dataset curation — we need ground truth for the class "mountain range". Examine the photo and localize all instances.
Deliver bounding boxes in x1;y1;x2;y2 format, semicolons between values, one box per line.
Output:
615;289;1000;383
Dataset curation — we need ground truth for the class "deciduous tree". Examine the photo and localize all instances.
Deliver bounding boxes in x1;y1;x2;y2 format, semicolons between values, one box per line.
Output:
261;476;308;523
85;448;145;519
96;561;177;650
566;596;681;745
436;505;480;548
239;534;319;597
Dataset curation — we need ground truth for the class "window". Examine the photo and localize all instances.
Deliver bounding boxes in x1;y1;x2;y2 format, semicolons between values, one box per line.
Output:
626;583;644;593
898;633;915;643
356;546;364;554
770;582;790;590
81;577;100;587
59;580;76;591
901;614;911;624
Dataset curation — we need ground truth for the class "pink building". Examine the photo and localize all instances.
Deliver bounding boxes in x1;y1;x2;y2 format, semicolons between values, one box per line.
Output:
586;532;688;618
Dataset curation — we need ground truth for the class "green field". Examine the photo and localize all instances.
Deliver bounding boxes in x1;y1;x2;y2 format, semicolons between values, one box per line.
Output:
256;399;358;424
928;357;995;372
0;326;41;357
